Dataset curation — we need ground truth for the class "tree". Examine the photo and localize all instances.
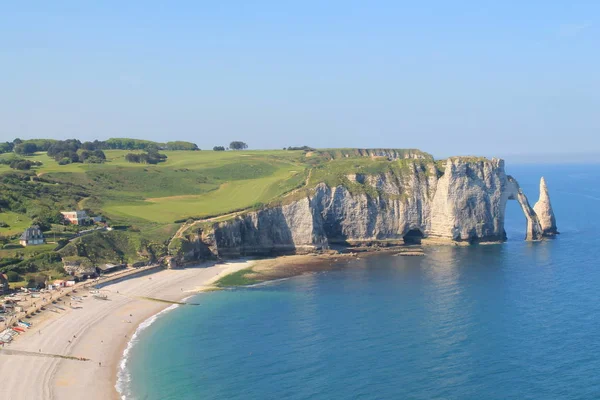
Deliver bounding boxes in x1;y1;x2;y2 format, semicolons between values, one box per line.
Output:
286;146;316;151
125;149;167;164
14;142;38;155
229;141;248;150
213;146;225;151
165;141;199;150
9;160;34;170
0;142;14;154
5;271;21;282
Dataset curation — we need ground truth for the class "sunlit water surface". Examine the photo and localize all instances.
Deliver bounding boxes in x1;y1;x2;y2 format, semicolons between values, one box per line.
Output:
121;164;600;400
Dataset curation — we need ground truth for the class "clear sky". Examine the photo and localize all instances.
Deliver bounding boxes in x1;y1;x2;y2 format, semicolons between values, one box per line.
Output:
1;1;598;158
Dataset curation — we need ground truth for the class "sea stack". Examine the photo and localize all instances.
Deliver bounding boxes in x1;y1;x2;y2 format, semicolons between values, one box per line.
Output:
533;177;558;236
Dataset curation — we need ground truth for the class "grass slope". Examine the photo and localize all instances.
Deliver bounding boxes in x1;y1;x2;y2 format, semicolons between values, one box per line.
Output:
0;146;436;273
1;150;308;225
0;211;33;236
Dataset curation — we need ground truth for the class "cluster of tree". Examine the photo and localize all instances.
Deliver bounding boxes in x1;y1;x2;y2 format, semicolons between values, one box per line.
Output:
285;146;315;151
10;159;43;170
0;139;56;155
78;149;107;164
164;141;199;151
0;171;87;218
6;139;59;155
229;141;248;150
0;142;14;154
213;146;226;151
1;137;200;156
14;142;39;155
46;140;106;164
0;252;64;279
0;158;43;170
125;148;168;164
103;138;198;151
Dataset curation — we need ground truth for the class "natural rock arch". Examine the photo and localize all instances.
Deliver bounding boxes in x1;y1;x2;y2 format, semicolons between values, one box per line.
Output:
505;176;543;241
403;228;424;244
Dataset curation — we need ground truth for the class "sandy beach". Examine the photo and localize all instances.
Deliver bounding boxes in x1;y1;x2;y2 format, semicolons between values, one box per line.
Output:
0;260;252;400
0;248;421;400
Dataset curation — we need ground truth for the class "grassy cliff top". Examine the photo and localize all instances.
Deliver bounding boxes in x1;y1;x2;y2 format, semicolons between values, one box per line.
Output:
0;145;493;276
0;148;436;226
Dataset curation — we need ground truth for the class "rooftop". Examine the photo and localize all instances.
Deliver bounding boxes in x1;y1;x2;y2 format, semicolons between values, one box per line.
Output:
20;225;44;241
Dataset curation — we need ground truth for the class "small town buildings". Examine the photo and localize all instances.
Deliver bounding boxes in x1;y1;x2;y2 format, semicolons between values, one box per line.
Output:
0;273;9;295
53;280;66;288
19;226;45;247
97;263;126;275
61;211;91;225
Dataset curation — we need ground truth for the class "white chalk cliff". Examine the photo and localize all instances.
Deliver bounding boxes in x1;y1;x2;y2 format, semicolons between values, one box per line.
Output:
533;177;558;236
171;156;558;260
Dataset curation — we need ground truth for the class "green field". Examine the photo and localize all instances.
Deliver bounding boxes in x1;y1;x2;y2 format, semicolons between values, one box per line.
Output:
0;211;33;236
0;145;436;276
1;149;310;225
0;148;438;225
0;243;56;259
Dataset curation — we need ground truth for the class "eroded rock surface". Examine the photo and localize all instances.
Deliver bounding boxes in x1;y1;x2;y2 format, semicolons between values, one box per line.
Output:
533;177;558;236
170;157;557;261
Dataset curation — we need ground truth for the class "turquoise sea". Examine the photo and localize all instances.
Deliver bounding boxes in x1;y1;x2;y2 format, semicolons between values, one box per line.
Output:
119;164;600;400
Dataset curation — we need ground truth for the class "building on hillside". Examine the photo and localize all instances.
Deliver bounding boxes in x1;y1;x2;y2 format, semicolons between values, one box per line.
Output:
96;263;126;275
0;273;9;295
19;226;45;247
61;211;91;225
53;280;66;288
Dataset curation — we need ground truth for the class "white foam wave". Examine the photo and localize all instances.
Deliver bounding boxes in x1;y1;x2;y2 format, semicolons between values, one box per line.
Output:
246;277;292;287
116;303;180;400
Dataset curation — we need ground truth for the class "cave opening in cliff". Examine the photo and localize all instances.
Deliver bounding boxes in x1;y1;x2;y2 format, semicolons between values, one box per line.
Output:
403;229;424;245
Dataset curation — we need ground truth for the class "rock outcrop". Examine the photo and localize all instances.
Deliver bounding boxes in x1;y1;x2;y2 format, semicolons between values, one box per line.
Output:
533;177;558;236
63;257;96;276
429;158;509;242
170;157;557;261
506;176;543;241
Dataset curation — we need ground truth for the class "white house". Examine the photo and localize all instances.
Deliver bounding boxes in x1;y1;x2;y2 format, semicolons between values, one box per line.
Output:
19;226;45;247
61;211;91;225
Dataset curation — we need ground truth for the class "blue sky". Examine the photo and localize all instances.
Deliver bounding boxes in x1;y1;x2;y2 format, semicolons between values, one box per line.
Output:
1;1;598;158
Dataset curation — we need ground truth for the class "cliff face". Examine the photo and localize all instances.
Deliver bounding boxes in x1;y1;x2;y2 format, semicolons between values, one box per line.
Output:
172;157;557;261
429;158;509;242
533;177;558;236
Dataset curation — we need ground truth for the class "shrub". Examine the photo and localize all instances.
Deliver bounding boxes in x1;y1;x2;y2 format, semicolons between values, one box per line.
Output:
5;270;21;282
229;141;248;150
14;142;38;155
9;159;41;170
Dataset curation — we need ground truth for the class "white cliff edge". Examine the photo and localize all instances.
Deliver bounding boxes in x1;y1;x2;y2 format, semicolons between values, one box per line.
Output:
170;157;558;261
533;177;559;236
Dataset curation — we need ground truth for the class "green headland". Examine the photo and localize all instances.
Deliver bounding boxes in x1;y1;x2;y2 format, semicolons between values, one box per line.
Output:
0;138;435;288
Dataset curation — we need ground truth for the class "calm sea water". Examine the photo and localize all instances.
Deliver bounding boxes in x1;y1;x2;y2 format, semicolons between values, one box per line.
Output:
121;164;600;400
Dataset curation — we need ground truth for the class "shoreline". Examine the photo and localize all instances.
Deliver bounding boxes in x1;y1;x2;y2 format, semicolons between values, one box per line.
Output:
1;246;430;400
0;260;254;400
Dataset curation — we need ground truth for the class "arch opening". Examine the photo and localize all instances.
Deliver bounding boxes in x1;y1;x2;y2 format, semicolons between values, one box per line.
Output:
403;229;424;245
